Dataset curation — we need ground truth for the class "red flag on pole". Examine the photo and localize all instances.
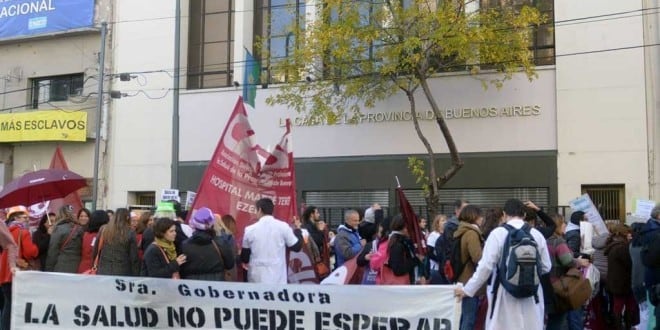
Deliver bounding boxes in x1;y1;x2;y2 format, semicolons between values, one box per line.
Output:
188;97;297;247
396;187;426;255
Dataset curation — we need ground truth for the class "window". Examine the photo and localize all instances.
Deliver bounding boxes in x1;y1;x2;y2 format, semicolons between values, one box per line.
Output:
187;0;234;89
255;0;306;83
581;184;626;221
480;0;555;66
30;73;84;109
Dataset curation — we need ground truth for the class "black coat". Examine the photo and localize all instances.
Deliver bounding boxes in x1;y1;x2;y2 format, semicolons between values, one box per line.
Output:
142;243;180;278
388;234;417;282
565;229;581;258
180;231;235;281
32;229;50;271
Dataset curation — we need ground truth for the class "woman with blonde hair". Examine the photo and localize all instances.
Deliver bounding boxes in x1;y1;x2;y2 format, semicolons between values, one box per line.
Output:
45;206;83;273
427;214;447;284
93;208;140;276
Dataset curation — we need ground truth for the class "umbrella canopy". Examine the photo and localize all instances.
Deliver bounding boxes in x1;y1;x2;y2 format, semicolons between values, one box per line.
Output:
0;169;87;208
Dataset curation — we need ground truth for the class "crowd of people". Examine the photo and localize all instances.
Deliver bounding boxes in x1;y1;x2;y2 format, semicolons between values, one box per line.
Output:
295;199;660;330
0;201;237;330
0;197;658;330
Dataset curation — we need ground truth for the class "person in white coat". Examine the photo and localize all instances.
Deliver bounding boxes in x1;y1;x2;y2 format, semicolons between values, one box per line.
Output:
455;199;552;330
240;198;303;284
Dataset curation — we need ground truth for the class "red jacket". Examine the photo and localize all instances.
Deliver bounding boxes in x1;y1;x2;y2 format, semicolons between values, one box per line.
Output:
78;232;98;273
1;225;38;284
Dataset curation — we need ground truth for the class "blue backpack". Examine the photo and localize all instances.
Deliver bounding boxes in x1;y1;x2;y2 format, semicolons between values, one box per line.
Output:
495;223;542;301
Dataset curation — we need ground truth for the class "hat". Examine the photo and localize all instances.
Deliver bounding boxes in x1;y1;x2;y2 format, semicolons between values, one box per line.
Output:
570;211;585;225
364;207;376;223
6;205;28;219
189;207;215;231
154;202;176;219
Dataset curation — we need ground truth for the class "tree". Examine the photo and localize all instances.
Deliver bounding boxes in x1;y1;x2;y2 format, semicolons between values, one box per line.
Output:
264;0;546;217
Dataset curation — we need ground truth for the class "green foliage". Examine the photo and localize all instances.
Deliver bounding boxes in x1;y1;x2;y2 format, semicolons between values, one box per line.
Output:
264;0;546;205
408;156;430;196
265;0;546;123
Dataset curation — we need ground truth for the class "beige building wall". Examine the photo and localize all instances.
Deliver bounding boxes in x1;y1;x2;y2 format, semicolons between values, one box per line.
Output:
106;0;178;209
0;0;113;205
643;1;660;202
556;0;650;212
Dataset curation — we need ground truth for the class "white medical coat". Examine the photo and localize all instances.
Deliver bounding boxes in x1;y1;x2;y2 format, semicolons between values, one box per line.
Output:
242;215;299;284
463;218;552;330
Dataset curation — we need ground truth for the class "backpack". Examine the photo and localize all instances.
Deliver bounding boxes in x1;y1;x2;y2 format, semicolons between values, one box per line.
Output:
441;219;459;279
443;236;466;283
495;223;542;300
641;230;660;268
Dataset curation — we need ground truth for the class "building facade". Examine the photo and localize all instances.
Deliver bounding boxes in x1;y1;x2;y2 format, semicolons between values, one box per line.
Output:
3;0;657;222
0;0;113;209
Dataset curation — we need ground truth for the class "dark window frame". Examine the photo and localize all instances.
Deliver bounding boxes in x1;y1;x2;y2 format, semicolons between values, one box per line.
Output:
254;0;306;84
480;0;555;66
187;0;235;89
30;73;84;109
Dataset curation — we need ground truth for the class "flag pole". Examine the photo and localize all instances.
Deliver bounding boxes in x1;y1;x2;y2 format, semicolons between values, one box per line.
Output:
395;176;401;188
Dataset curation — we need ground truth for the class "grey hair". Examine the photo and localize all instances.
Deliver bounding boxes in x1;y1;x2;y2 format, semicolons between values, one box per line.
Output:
344;209;359;221
651;204;660;220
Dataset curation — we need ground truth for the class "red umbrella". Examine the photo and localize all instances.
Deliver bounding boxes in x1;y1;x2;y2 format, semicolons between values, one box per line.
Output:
0;169;87;208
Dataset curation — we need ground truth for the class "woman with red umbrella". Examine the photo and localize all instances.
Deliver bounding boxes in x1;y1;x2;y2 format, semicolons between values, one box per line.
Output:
0;205;38;330
45;206;83;273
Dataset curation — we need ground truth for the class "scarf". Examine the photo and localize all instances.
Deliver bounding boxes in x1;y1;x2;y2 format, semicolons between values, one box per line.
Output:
154;238;177;261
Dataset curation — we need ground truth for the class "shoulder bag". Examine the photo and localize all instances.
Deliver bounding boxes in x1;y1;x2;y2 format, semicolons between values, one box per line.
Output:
83;233;104;275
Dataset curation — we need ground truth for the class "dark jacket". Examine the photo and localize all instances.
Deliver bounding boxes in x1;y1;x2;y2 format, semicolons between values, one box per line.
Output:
32;229;50;271
303;221;325;253
387;233;417;283
454;223;485;295
94;230;140;276
565;227;581;258
605;237;632;295
45;219;83;273
641;219;660;289
534;210;557;239
180;231;235;281
141;227;155;251
142;243;180;278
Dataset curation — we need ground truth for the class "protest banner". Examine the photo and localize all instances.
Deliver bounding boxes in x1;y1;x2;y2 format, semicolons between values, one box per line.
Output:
569;194;608;235
185;191;196;210
160;189;181;203
13;272;460;330
188;97;296;249
0;110;87;142
634;199;657;219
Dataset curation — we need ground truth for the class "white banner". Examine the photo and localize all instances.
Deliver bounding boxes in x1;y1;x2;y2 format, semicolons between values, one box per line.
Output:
13;272;460;330
569;194;608;235
185;191;196;210
634;199;656;219
160;189;180;202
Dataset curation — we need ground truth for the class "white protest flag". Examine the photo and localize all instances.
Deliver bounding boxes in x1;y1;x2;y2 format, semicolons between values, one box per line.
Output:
13;272;460;330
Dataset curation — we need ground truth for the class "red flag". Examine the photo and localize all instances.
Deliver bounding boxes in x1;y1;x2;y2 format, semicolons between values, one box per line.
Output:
188;97;297;247
28;147;83;223
396;187;426;255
